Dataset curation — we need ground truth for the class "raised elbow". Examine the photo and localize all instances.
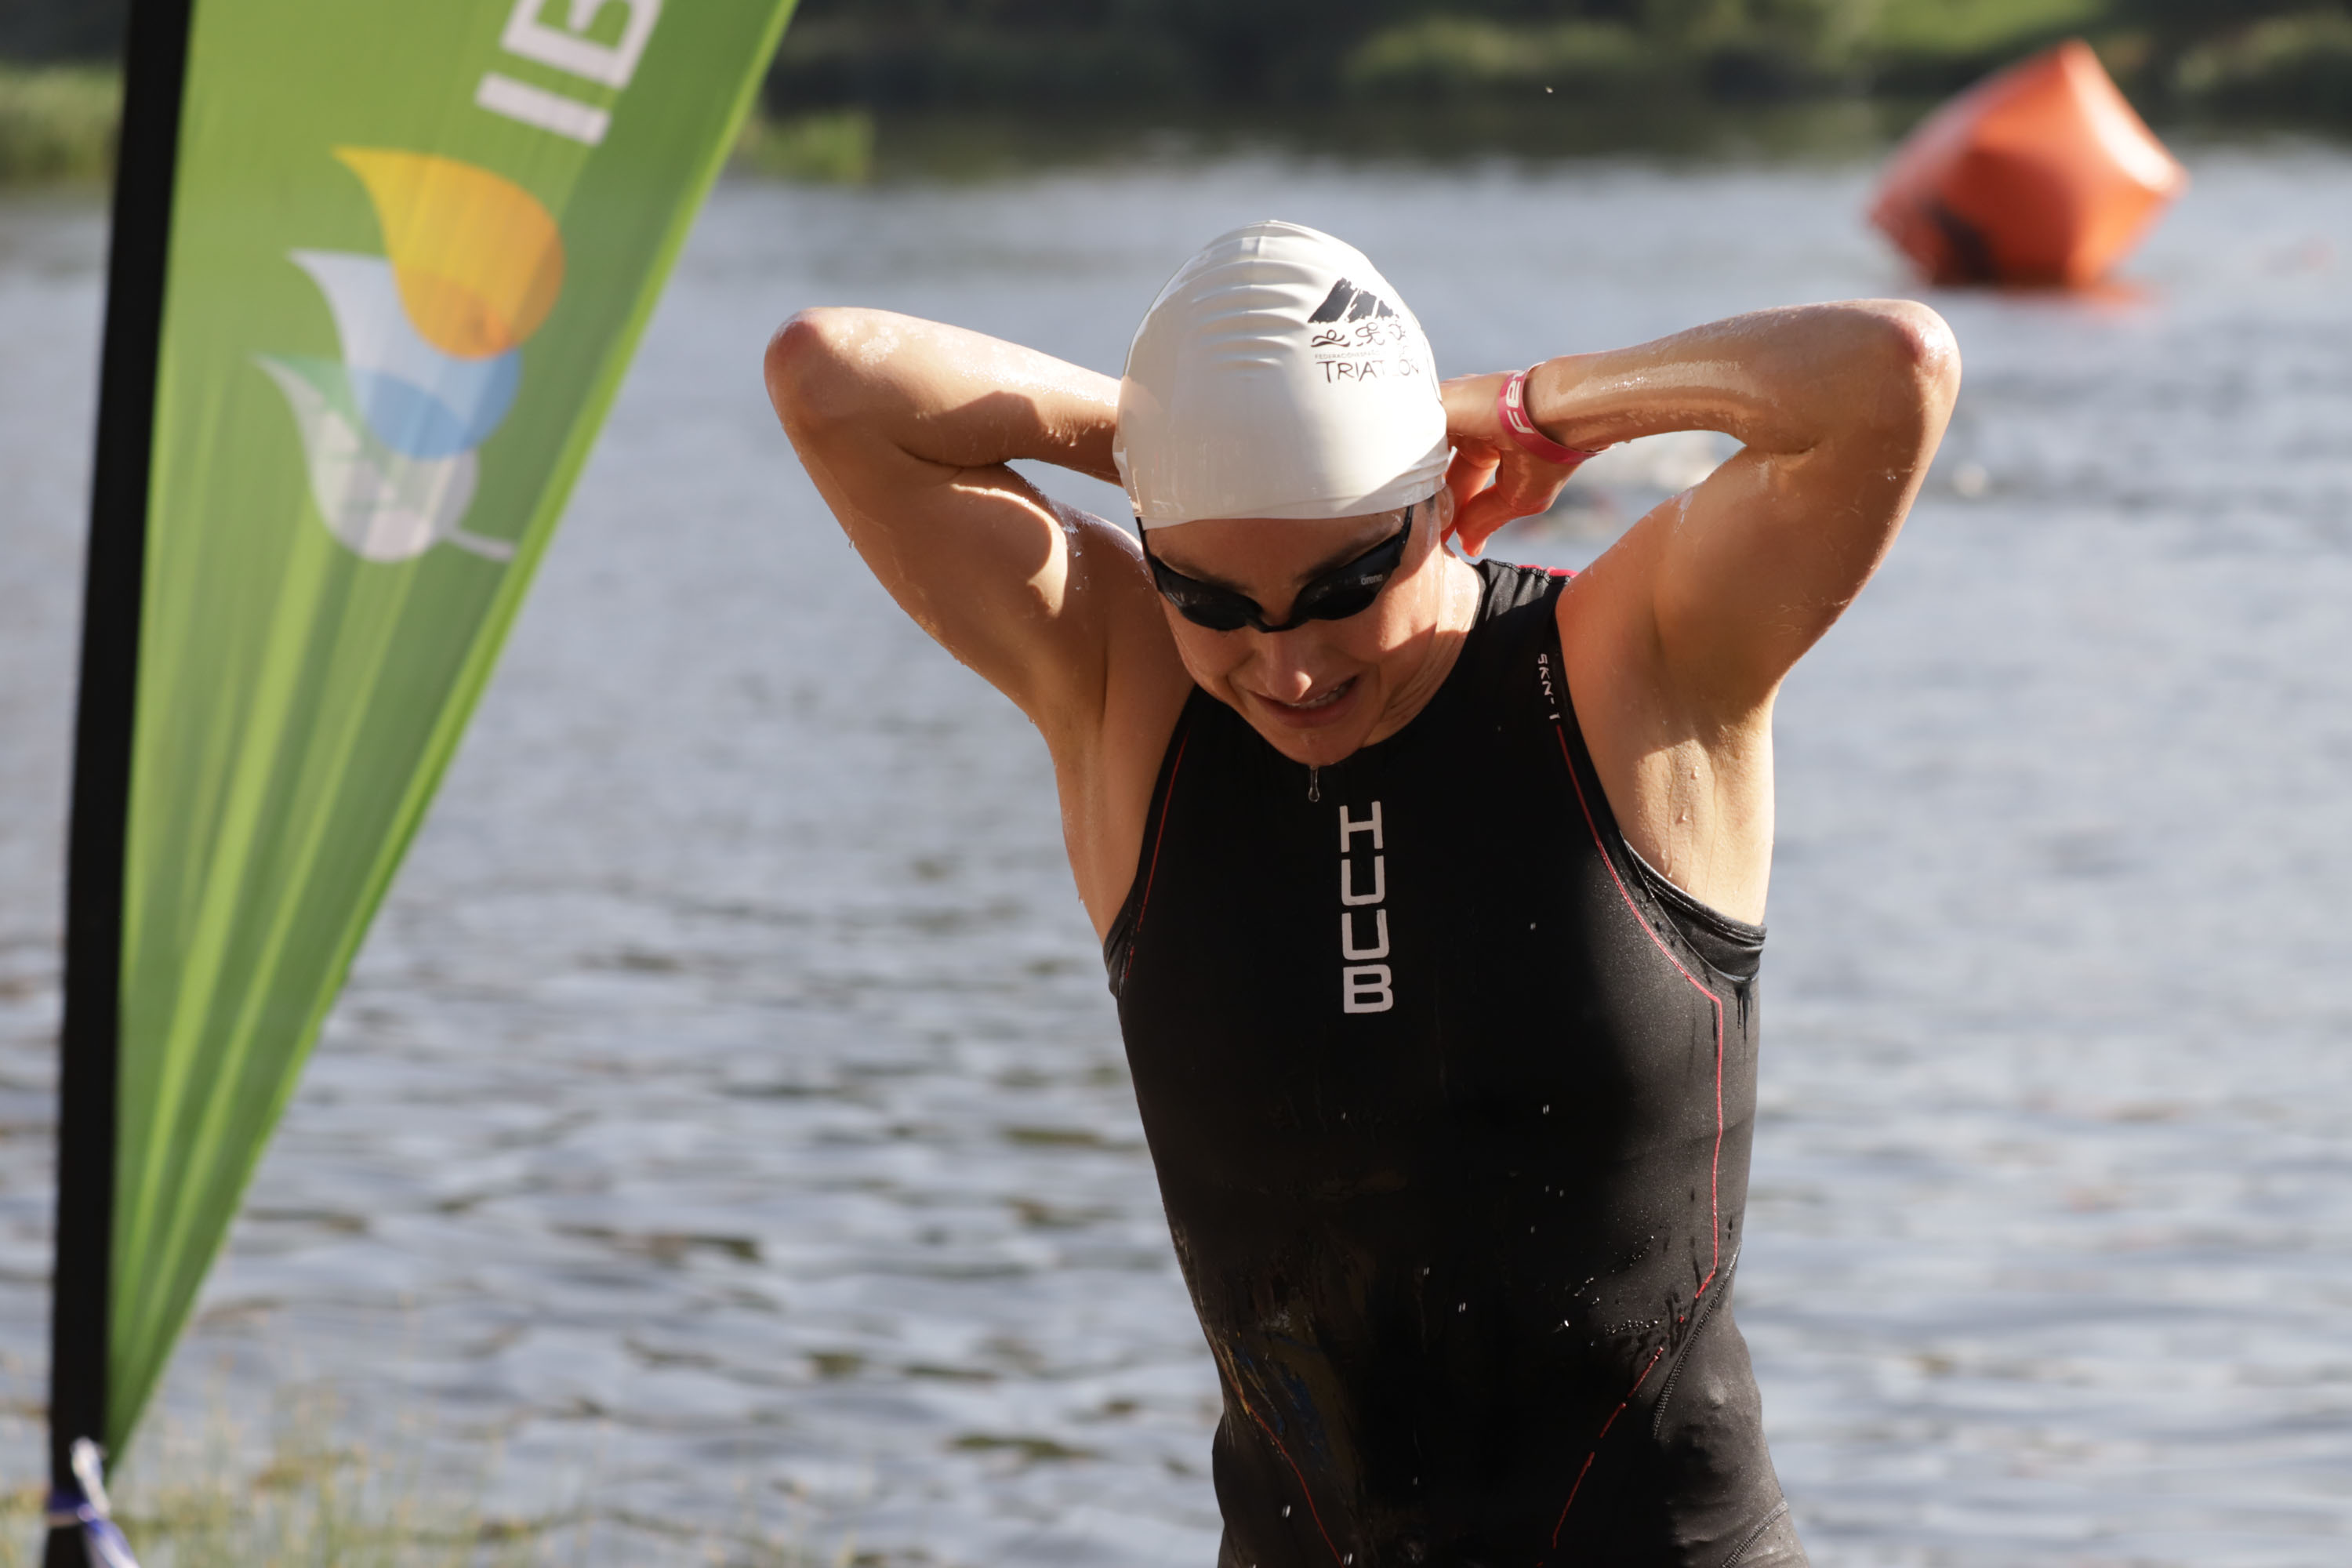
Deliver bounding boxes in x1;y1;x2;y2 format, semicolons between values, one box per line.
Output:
1867;299;1962;415
764;307;875;438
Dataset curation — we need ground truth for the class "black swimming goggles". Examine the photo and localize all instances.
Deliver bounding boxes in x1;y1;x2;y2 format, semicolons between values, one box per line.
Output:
1138;505;1416;634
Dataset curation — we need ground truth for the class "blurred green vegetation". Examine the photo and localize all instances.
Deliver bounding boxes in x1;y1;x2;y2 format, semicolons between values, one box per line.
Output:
2172;9;2352;122
735;106;877;182
758;0;2352;134
0;1;2345;185
0;64;114;181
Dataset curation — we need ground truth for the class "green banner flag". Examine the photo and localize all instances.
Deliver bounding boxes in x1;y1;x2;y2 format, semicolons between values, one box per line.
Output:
51;0;800;1495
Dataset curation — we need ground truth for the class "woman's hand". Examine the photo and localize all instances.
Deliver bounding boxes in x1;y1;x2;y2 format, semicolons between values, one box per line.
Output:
1525;299;1959;720
1439;370;1592;557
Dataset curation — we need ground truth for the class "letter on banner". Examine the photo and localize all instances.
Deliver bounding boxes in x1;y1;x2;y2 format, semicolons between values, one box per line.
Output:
503;0;663;88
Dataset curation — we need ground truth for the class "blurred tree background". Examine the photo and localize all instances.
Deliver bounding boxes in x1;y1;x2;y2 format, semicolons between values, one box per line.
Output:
0;0;2344;176
750;0;2352;123
0;0;124;61
3;0;2349;118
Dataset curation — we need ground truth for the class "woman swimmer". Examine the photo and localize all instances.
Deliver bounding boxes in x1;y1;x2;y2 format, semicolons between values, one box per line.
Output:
767;222;1958;1568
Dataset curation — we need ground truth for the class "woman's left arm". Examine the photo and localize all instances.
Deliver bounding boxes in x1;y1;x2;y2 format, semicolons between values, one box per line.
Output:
1443;300;1961;717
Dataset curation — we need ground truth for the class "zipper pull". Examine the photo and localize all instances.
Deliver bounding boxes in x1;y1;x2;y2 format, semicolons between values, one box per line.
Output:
1307;765;1321;804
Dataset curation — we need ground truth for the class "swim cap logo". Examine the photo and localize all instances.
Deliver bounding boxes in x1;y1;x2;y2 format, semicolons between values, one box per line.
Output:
1305;277;1417;383
259;148;566;563
1308;278;1397;330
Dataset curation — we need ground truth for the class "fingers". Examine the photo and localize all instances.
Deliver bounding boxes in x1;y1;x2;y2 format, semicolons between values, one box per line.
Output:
1454;464;1535;556
1452;488;1518;557
1440;372;1512;437
1444;442;1501;521
1443;447;1500;549
1451;452;1577;557
1442;406;1587;555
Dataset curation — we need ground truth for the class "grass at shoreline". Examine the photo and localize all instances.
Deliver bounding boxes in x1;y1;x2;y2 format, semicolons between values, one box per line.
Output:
0;1388;853;1567
0;1393;528;1568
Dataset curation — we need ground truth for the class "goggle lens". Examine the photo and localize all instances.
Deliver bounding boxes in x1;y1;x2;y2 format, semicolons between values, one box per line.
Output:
1142;506;1414;634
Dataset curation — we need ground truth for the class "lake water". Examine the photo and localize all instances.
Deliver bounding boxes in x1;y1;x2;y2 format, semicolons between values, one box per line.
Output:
2;141;2351;1566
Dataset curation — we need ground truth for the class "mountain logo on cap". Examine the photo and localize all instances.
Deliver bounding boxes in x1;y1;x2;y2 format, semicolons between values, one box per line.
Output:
1305;276;1416;374
1308;278;1397;326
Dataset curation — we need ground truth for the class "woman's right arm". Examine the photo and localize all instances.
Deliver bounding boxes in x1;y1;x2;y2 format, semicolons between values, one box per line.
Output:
764;308;1165;732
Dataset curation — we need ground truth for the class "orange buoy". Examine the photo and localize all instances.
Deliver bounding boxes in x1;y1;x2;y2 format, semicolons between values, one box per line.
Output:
1869;39;2187;289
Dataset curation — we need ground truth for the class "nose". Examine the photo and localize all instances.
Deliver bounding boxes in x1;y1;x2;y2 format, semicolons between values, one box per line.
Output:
1251;630;1322;703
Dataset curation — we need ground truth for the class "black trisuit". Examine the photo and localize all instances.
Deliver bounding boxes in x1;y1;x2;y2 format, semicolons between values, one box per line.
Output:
1105;561;1806;1568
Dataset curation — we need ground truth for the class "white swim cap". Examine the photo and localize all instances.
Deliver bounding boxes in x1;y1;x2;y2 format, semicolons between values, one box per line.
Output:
1114;220;1448;530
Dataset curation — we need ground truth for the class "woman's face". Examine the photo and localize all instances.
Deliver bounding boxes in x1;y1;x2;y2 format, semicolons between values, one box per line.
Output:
1145;490;1468;767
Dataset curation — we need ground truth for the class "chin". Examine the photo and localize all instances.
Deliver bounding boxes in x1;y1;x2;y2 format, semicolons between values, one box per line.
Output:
1236;678;1377;764
1267;730;1370;768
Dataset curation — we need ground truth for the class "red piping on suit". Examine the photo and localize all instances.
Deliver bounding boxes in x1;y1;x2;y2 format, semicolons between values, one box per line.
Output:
1544;713;1728;1552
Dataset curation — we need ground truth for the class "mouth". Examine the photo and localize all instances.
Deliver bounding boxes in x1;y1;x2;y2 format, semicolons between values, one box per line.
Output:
1251;676;1359;729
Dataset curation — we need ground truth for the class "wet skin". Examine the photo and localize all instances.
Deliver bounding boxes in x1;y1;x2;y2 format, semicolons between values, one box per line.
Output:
1141;496;1482;770
765;299;1958;933
769;266;1956;1568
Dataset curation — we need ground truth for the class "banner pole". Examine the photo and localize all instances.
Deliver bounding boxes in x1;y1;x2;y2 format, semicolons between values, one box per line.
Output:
49;0;195;1558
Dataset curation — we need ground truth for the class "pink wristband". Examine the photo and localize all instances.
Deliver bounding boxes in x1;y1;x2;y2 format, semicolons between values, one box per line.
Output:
1497;368;1599;466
